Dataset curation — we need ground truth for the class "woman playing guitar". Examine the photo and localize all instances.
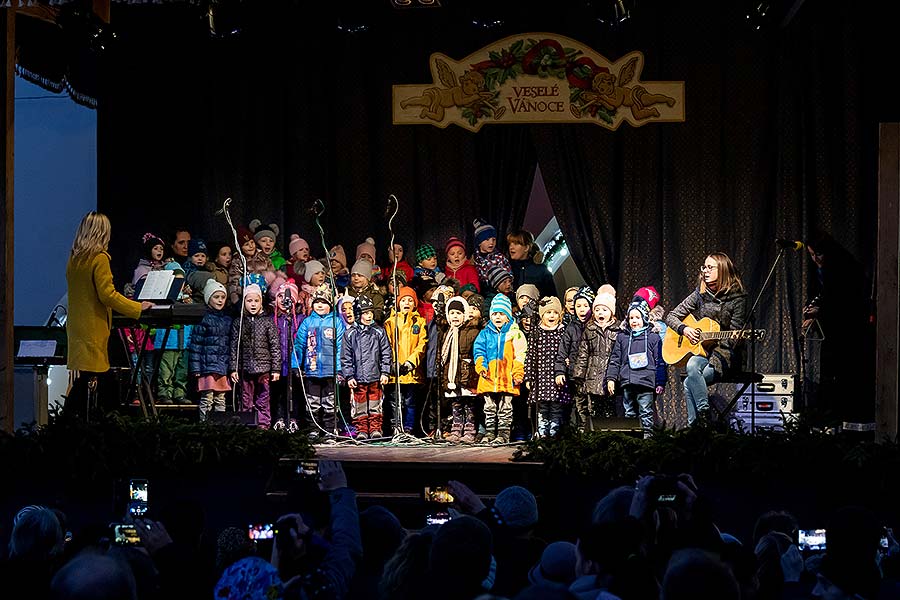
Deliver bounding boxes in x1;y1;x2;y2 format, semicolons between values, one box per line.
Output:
664;252;747;425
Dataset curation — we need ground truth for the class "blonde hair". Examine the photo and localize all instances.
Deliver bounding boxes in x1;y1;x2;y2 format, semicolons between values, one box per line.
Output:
698;252;744;295
70;211;111;261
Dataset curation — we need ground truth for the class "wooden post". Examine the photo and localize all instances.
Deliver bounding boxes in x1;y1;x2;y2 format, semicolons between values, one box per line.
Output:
1;9;15;434
876;123;900;442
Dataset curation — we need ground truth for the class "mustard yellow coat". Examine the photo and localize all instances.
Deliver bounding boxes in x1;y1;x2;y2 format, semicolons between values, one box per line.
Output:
66;251;143;372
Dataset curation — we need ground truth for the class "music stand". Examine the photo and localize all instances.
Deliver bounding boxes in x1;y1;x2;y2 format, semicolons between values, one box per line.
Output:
14;326;68;425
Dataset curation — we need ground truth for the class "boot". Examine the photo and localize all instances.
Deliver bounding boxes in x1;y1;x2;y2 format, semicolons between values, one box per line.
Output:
460;407;477;443
493;428;510;445
369;414;383;439
448;403;464;443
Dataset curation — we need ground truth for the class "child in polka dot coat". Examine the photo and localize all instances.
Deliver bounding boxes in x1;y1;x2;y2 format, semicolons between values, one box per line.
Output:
522;296;571;438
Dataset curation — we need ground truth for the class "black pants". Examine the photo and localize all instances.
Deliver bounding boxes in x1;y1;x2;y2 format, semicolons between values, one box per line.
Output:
65;371;119;419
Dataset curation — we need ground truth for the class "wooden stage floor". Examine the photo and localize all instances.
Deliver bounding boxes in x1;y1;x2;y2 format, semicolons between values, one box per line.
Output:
311;442;540;467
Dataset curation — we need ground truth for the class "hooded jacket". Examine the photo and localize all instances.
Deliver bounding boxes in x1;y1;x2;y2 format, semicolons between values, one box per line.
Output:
473;318;527;395
291;310;345;378
341;321;391;384
188;307;232;375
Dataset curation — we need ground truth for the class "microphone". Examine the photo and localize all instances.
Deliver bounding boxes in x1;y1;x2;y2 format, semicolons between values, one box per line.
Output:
776;238;804;251
214;197;233;216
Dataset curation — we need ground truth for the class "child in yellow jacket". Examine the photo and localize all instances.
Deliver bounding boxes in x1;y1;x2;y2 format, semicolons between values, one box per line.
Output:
384;286;428;435
473;294;527;444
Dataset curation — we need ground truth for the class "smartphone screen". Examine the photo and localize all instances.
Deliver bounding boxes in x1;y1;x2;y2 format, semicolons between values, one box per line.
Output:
112;524;141;546
248;523;275;540
424;486;454;504
128;479;149;517
798;528;827;551
296;461;319;479
426;512;450;526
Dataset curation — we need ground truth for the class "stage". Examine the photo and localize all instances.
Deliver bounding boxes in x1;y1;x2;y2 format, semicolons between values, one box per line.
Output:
267;441;545;528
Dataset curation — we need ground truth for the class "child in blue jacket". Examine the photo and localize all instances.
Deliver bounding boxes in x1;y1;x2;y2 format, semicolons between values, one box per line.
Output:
605;298;667;438
188;280;232;421
292;284;345;438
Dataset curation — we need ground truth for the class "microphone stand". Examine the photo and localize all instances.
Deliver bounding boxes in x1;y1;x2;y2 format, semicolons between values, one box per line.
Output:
735;246;785;433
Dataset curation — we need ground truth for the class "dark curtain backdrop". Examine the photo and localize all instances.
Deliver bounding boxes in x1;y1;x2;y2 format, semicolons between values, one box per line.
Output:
95;0;885;427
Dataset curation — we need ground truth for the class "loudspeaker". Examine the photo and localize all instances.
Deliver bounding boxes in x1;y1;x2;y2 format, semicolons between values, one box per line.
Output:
208;411;258;427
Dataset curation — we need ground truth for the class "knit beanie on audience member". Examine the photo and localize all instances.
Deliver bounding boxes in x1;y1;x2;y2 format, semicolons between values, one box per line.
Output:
288;234;309;257
633;286;660;310
538;296;563;318
516;284;540;303
359;506;406;570
243;284;263;300
249;219;279;244
311;284;333;308
356;237;377;262
188;238;207;258
415;244;437;265
528;541;578;589
142;233;165;259
445;236;466;256
429;516;493;592
329;245;347;271
473;218;498;247
489;294;513;323
303;260;325;284
350;259;373;280
494;485;539;530
573;285;596;306
236;226;254;246
593;284;617;315
214;557;283;600
353;294;375;319
487;265;513;291
203;279;227;306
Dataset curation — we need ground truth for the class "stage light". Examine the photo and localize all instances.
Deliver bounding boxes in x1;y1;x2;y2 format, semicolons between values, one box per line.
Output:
207;0;242;38
472;19;505;30
591;0;635;28
46;379;52;386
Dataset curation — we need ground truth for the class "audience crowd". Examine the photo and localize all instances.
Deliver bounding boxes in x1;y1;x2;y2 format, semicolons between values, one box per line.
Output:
2;460;899;599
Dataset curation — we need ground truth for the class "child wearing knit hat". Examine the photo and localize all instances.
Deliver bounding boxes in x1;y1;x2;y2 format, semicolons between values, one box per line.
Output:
523;297;570;438
485;265;514;307
413;244;445;282
249;219;286;272
384;286;429;436
472;218;512;293
356;237;383;282
328;245;351;291
227;225;275;307
291;284;346;438
572;284;620;429
515;283;540;334
444;237;480;292
555;286;595;431
473;293;528;444
188;280;232;421
348;258;386;323
269;280;303;432
432;292;483;443
340;294;392;440
229;284;281;429
133;232;166;286
605;298;667;437
285;234;310;283
182;238;210;279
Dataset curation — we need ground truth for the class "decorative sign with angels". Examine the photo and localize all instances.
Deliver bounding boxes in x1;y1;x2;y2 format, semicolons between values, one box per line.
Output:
393;33;684;131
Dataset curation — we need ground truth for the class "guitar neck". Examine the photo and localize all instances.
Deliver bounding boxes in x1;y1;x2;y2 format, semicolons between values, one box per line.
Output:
700;330;750;341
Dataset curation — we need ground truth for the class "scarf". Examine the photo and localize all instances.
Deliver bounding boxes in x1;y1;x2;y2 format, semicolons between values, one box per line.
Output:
441;323;461;389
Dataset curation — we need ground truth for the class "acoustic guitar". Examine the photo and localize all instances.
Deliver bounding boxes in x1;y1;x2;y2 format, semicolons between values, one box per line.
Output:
662;314;765;366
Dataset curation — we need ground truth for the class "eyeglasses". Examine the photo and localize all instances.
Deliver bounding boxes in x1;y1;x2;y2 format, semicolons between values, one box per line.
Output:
700;265;718;272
